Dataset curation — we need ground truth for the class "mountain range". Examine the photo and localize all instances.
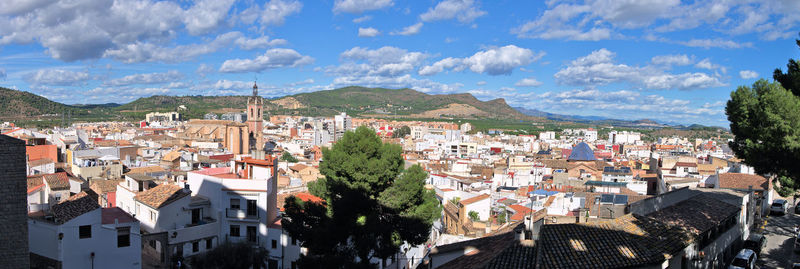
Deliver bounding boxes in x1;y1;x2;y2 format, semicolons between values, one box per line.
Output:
0;86;724;130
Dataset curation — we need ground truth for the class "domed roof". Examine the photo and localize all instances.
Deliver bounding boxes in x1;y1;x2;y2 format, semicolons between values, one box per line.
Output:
568;142;595;161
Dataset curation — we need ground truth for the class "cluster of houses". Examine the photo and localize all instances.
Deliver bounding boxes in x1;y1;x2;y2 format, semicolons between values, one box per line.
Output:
0;105;774;269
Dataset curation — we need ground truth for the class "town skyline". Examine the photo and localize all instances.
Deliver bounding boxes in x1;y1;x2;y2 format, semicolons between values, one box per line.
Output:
1;0;799;126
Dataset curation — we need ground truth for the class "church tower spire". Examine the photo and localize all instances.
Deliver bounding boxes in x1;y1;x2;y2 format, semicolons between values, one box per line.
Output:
252;81;258;96
247;79;264;156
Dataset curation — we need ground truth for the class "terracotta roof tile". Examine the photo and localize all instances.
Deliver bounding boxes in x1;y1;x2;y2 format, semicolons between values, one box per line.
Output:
127;166;166;174
718;173;768;190
28;157;54;167
27;176;44;193
43;172;70;190
134;184;189;209
90;179;124;194
459;194;490;206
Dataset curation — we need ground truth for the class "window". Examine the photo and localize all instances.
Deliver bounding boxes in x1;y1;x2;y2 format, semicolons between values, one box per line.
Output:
206;239;212;250
271;239;277;249
150;210;156;221
79;225;92;239
230;225;240;237
193;241;199;252
247;200;257;216
117;227;130;247
230;198;240;209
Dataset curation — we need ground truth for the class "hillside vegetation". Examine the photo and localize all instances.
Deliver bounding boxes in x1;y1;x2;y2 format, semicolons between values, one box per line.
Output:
280;86;533;119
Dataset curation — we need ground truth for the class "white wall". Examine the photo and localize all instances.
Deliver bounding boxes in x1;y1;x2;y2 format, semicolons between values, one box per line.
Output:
464;198;490;221
28;209;142;269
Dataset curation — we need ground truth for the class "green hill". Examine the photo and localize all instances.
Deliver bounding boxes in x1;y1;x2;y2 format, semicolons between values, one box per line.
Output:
0;86;100;118
281;86;533;119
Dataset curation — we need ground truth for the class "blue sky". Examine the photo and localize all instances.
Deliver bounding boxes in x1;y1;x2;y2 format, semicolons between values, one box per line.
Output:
1;0;799;127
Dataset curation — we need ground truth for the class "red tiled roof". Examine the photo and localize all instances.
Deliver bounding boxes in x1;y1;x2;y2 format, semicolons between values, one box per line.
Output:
101;207;137;224
27;176;44;194
718;173;769;190
294;192;324;204
134;184;189;209
674;162;697;167
193;167;231;175
459;194;490;206
237;157;276;167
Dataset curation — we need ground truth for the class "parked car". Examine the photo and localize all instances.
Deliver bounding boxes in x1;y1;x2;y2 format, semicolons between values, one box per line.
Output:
729;249;757;269
743;233;767;255
795;202;800;214
771;199;789;215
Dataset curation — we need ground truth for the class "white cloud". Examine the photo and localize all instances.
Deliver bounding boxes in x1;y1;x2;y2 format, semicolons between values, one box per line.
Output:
554;48;725;90
476;81;486;86
165;82;191;89
324;46;460;93
651;54;692;66
358;27;380;37
219;48;314;73
739;70;759;79
533;88;722;122
694;58;720;70
679;38;753;49
196;64;215;77
287;78;315;87
234;35;288;50
420;0;486;23
254;0;303;27
0;0;54;16
183;0;235;35
333;0;393;14
391;22;423;36
23;69;90;86
513;1;800;42
515;77;543;87
103;70;184;86
104;31;284;63
352;15;372;23
419;45;544;76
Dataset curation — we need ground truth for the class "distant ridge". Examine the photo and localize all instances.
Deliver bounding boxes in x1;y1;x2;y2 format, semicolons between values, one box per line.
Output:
0;86;726;130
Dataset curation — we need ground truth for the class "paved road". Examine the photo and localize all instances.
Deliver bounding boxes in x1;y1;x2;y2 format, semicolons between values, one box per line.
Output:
759;211;800;269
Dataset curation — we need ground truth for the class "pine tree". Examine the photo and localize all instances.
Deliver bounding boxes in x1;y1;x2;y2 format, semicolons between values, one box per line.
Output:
282;126;441;268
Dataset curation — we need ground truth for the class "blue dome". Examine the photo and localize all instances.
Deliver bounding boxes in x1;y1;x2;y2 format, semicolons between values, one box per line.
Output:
568;142;595;161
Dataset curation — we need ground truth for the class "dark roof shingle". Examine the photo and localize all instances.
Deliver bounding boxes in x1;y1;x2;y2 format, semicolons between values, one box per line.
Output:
51;191;100;224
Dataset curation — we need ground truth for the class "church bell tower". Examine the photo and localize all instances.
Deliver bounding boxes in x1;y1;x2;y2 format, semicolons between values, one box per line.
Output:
247;81;264;155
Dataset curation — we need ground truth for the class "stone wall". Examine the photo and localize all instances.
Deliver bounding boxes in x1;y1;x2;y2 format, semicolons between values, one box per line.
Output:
0;135;30;268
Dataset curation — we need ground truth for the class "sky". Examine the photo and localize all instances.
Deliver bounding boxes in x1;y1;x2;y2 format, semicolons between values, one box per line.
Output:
1;0;799;127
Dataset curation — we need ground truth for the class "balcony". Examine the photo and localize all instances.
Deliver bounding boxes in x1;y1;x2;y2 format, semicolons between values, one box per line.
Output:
225;234;260;246
168;218;219;245
226;208;259;220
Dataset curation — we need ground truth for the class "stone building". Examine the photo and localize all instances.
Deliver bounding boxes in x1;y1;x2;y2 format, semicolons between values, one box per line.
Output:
0;134;30;268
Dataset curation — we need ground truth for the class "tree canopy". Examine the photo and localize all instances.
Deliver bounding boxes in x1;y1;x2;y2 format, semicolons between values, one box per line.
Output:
282;126;441;268
727;34;800;197
391;125;411;138
280;151;298;163
188;241;268;269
